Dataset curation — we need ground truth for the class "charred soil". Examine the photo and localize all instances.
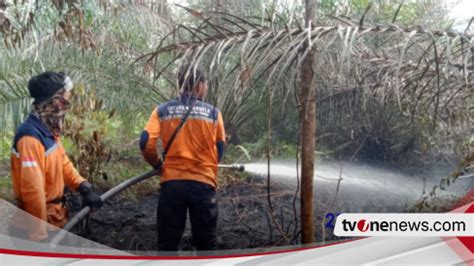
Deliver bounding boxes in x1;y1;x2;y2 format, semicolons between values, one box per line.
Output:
69;177;342;252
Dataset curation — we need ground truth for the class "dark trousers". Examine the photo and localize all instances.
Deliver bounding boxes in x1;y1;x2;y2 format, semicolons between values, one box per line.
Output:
157;180;218;251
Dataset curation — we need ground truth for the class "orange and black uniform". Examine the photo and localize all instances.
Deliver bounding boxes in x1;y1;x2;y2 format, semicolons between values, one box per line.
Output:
140;95;225;250
10;113;86;241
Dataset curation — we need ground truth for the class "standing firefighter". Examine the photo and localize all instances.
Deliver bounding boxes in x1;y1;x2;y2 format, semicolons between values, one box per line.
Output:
140;64;226;251
10;71;103;242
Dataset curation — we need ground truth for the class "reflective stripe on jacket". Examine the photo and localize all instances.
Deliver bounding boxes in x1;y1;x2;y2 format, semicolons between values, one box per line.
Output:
141;96;226;188
10;113;86;241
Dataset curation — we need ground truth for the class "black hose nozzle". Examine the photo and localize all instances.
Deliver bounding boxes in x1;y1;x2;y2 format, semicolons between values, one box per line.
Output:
218;164;245;172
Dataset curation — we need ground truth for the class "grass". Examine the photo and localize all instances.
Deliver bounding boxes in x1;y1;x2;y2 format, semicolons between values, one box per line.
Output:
0;140;253;203
94;157;160;201
218;169;250;189
0;146;158;202
0;163;13;201
408;195;463;213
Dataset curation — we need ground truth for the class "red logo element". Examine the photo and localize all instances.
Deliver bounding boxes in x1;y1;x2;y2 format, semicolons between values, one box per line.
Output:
444;188;474;264
457;204;474;253
357;219;369;232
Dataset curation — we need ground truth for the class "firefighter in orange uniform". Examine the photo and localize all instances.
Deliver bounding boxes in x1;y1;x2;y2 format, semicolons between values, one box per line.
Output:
10;71;102;242
140;65;226;250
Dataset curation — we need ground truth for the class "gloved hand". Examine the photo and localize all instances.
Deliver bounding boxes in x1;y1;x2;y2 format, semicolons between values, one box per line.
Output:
78;182;103;209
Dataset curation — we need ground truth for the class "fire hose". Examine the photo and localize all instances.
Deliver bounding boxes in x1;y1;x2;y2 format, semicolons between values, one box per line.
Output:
50;164;245;246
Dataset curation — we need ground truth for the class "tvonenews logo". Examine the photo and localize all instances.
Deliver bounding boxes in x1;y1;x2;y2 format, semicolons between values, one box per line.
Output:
334;214;474;237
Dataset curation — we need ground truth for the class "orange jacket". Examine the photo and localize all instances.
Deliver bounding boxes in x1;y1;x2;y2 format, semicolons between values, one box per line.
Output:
140;95;226;188
11;114;86;241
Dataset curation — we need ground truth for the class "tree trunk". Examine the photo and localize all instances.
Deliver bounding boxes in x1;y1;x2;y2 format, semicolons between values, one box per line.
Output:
299;0;317;245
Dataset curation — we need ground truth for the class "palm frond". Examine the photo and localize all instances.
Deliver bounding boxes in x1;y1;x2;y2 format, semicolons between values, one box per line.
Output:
135;6;472;147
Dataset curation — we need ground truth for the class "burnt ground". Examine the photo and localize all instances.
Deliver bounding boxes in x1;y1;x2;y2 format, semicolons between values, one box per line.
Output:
68;176;344;252
4;157;466;252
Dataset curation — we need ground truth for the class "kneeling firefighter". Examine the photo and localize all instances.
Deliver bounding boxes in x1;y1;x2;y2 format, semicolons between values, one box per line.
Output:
10;71;103;242
140;64;226;250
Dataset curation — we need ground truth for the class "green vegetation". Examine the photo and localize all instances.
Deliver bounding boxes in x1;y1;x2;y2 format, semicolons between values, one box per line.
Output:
0;0;472;199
